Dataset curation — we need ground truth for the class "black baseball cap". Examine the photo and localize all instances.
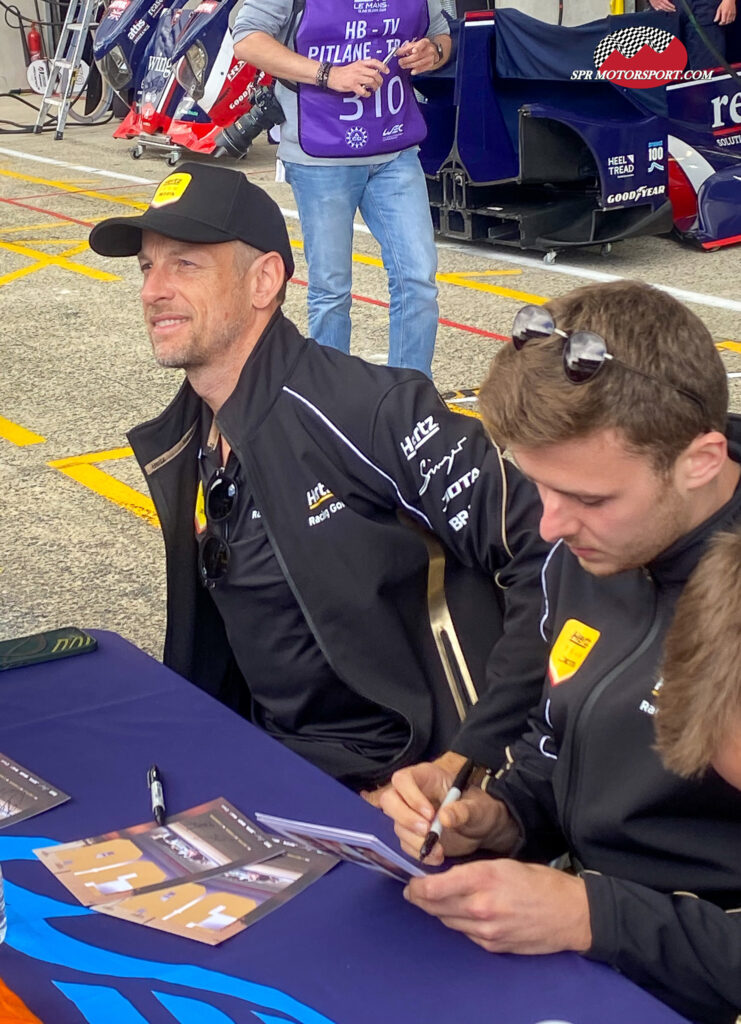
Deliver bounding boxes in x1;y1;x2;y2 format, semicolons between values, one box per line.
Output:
89;162;294;278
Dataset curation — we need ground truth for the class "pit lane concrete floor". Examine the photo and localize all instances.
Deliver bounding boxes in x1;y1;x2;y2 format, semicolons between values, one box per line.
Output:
1;100;740;659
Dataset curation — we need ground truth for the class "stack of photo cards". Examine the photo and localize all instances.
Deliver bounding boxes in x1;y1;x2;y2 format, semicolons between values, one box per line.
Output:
34;798;336;945
255;812;427;883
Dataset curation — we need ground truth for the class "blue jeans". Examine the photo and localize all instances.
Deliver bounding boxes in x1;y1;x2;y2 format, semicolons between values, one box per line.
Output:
284;148;438;377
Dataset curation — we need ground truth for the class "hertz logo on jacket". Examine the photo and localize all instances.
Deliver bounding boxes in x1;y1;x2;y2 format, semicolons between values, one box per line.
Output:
306;481;346;528
306;481;334;510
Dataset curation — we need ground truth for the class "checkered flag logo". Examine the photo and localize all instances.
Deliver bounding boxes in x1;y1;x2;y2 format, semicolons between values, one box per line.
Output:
594;25;676;69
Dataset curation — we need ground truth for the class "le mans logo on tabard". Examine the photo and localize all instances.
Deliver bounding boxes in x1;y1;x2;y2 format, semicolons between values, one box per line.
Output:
548;618;601;686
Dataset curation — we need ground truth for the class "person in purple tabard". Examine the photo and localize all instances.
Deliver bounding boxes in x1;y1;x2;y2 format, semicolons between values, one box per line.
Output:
233;0;451;378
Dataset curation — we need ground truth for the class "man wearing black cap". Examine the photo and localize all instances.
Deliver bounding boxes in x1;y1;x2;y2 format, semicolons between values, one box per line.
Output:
89;161;549;793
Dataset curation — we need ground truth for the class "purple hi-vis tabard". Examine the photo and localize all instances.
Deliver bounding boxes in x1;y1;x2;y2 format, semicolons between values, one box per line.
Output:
295;0;429;158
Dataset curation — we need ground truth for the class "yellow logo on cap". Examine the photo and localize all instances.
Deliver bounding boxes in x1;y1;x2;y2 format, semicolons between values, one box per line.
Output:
548;618;601;686
151;172;192;208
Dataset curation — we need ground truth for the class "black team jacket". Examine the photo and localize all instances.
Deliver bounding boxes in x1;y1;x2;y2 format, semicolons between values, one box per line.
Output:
492;415;741;1024
128;309;549;787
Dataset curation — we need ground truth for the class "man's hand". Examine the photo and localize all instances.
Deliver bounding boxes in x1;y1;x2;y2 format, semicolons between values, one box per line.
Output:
397;38;443;75
360;785;385;808
715;0;736;25
378;762;520;864
361;752;467;809
404;859;593;955
327;60;389;97
648;0;677;11
433;750;468;775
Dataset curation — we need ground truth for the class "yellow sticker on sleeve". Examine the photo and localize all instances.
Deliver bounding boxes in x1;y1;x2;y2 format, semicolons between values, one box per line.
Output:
548;618;601;686
151;172;192;208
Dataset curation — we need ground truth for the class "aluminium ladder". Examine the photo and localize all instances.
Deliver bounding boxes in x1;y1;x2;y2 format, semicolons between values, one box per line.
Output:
33;0;99;140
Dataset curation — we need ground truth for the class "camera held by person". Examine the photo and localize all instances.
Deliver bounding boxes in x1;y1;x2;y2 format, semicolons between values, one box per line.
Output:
214;85;285;159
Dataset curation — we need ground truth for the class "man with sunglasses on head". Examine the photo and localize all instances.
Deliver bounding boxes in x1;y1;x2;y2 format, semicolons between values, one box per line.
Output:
88;162;550;797
381;280;741;1024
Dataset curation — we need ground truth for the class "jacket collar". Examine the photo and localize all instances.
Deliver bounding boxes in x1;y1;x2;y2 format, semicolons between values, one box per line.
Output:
216;309;308;446
646;413;741;588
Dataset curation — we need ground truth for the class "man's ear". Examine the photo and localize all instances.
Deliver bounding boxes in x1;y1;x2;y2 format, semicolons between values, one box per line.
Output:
250;251;286;309
675;431;729;492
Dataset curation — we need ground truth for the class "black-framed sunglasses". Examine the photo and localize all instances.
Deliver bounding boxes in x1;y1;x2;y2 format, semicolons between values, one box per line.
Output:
198;467;238;588
512;304;710;423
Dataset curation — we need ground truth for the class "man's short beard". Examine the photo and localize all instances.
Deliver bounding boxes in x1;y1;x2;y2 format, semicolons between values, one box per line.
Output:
148;318;249;371
152;348;205;371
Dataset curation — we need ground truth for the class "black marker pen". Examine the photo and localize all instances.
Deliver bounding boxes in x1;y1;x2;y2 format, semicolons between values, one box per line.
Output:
147;764;166;826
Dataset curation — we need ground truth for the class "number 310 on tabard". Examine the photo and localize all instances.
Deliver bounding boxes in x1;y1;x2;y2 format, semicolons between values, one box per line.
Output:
340;76;404;120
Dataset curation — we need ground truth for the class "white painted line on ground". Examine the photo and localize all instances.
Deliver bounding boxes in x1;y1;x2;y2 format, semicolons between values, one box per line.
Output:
281;207;741;313
437;240;741;313
2;147;740;313
0;147;155;185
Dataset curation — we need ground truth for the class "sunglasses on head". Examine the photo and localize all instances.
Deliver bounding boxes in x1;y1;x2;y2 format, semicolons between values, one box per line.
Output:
511;304;710;423
198;467;238;589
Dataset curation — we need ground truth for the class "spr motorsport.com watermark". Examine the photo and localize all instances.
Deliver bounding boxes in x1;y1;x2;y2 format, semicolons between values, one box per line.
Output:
571;23;713;89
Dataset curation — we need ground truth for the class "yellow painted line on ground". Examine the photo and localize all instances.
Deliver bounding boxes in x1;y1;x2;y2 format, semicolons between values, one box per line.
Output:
718;340;741;353
48;447;159;527
289;236;543;303
0;222;71;236
0;168;149;211
51;446;135;462
0;416;46;446
11;238;90;246
445;269;523;278
0;212;124;236
0;263;47;288
445;402;481;420
347;250;549;304
60;242;90;259
436;270;548;304
0;240;119;283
